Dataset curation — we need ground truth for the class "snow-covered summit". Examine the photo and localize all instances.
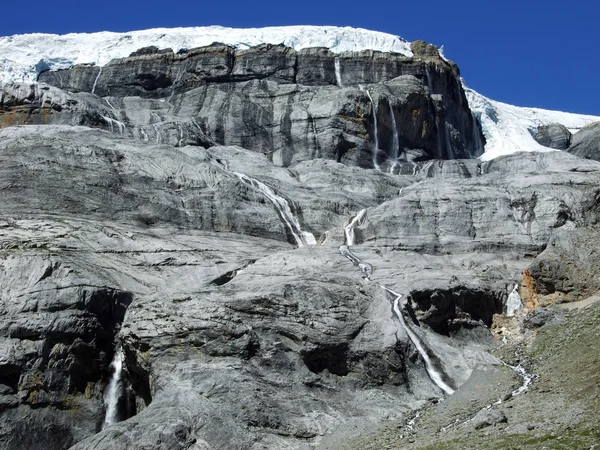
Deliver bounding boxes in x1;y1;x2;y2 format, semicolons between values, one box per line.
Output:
0;25;412;83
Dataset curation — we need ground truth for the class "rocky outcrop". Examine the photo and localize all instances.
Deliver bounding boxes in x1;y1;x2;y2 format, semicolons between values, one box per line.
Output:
1;121;599;449
569;121;600;160
530;123;571;149
1;34;599;450
23;42;485;166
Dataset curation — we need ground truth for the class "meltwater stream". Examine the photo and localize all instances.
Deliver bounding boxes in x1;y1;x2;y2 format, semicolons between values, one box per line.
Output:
340;210;455;395
234;172;316;247
385;287;455;395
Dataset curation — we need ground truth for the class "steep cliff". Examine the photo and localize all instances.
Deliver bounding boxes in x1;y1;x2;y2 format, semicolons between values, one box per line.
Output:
0;27;599;450
1;40;485;168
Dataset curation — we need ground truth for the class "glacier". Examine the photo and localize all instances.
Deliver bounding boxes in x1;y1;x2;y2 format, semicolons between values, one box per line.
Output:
0;25;598;160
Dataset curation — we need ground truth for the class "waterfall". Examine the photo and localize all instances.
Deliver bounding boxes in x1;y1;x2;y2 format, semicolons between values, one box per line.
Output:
338;214;454;397
510;362;535;396
506;284;522;317
444;123;455;160
471;112;484;155
424;66;434;94
435;117;444;159
384;287;455;395
388;99;400;171
234;172;316;247
362;88;380;170
334;57;343;87
101;115;126;134
339;245;373;279
344;208;367;246
91;67;102;95
310;118;320;158
103;349;123;428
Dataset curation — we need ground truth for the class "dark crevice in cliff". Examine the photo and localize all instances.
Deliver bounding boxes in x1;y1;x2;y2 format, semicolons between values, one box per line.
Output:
407;286;504;336
210;259;256;286
121;338;153;416
302;343;350;376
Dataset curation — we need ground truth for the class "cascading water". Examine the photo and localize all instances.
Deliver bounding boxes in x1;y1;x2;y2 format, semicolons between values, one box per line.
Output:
424;66;434;94
234;172;316;246
103;349;124;428
344;208;367;246
340;208;372;278
310;118;320;158
334;57;343;87
102;115;126;134
91;67;102;95
444;122;455;160
339;245;373;280
506;284;522;317
471;112;484;155
435;117;444;159
338;212;455;396
361;86;381;170
388;99;401;172
384;287;455;395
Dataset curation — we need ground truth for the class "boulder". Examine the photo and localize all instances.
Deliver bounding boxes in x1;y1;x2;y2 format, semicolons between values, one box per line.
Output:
531;123;571;149
569;121;600;160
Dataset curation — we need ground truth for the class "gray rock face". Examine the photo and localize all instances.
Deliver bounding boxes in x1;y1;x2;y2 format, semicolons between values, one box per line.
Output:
523;307;564;328
526;228;600;302
24;42;485;165
0;122;598;449
530;123;571;149
0;39;599;450
472;408;508;430
569;121;600;160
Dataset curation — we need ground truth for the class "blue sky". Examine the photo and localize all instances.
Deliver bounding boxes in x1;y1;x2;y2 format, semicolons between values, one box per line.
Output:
3;0;598;115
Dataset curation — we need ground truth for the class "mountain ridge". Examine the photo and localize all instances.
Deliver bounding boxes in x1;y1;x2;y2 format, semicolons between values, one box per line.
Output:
1;25;598;160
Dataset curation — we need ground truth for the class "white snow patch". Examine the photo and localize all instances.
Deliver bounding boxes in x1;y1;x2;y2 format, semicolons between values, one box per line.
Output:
0;25;412;83
466;86;600;161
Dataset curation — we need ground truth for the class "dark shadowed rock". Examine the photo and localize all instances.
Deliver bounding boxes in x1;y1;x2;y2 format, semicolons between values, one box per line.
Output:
523;307;564;328
531;123;571;149
569;121;600;160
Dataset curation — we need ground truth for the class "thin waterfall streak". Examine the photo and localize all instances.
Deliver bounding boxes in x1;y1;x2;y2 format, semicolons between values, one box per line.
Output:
103;349;123;428
384;287;455;395
435;117;444;159
234;172;316;247
101;115;125;135
388;99;400;165
425;66;434;94
339;245;373;279
471;112;484;155
91;67;102;95
311;119;320;158
334;57;343;87
445;123;454;160
363;88;380;170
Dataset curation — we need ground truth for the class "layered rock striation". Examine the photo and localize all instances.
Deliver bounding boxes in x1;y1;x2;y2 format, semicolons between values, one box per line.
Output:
0;34;599;450
1;40;484;169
